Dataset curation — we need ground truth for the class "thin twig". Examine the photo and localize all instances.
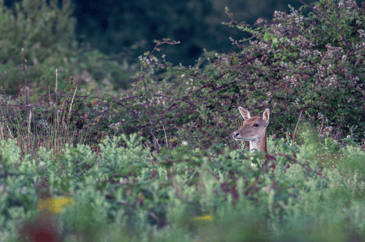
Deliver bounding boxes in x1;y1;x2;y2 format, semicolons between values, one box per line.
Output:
67;87;77;124
28;110;32;135
55;69;58;106
297;0;351;53
293;109;303;142
162;122;169;149
21;48;28;106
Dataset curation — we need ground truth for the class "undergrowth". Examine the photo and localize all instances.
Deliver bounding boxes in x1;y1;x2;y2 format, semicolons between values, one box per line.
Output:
0;132;364;241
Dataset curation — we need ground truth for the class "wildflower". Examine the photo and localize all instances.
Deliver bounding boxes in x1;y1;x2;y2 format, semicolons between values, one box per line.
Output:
21;186;27;195
38;197;75;214
119;177;129;184
193;215;213;221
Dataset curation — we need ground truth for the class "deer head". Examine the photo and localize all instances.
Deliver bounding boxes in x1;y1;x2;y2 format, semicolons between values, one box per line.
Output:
232;107;270;152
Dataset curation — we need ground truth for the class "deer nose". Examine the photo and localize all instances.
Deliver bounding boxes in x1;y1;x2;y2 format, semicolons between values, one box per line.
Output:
232;131;239;138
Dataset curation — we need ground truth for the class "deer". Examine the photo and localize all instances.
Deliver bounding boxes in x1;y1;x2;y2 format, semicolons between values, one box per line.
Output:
232;107;278;170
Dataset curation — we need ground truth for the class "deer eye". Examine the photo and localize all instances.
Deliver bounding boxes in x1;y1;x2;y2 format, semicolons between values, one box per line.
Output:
253;123;259;127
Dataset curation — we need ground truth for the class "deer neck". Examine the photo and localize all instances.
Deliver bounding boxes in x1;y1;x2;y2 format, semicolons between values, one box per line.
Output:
249;130;267;153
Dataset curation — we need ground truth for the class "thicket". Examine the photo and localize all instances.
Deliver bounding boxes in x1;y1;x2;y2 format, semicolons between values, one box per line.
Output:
1;0;364;151
86;0;364;150
0;0;137;96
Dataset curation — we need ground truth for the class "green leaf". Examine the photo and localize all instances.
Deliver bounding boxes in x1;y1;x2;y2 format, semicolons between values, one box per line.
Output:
263;31;270;41
272;37;279;48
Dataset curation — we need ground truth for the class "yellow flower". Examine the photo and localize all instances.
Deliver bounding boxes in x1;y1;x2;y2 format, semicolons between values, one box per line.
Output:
193;215;213;221
38;197;75;214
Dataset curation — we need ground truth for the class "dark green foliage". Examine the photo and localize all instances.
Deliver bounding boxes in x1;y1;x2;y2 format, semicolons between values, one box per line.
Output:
0;0;137;96
110;0;365;150
68;0;321;66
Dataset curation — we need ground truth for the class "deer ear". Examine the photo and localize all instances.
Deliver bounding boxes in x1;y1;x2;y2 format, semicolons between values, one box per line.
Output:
238;107;251;120
263;108;270;126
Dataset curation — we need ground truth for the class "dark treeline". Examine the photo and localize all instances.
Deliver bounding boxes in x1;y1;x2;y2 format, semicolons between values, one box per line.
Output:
4;0;361;66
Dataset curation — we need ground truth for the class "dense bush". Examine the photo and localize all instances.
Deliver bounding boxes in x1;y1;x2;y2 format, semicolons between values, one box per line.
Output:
71;0;361;154
1;0;364;155
0;0;137;97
